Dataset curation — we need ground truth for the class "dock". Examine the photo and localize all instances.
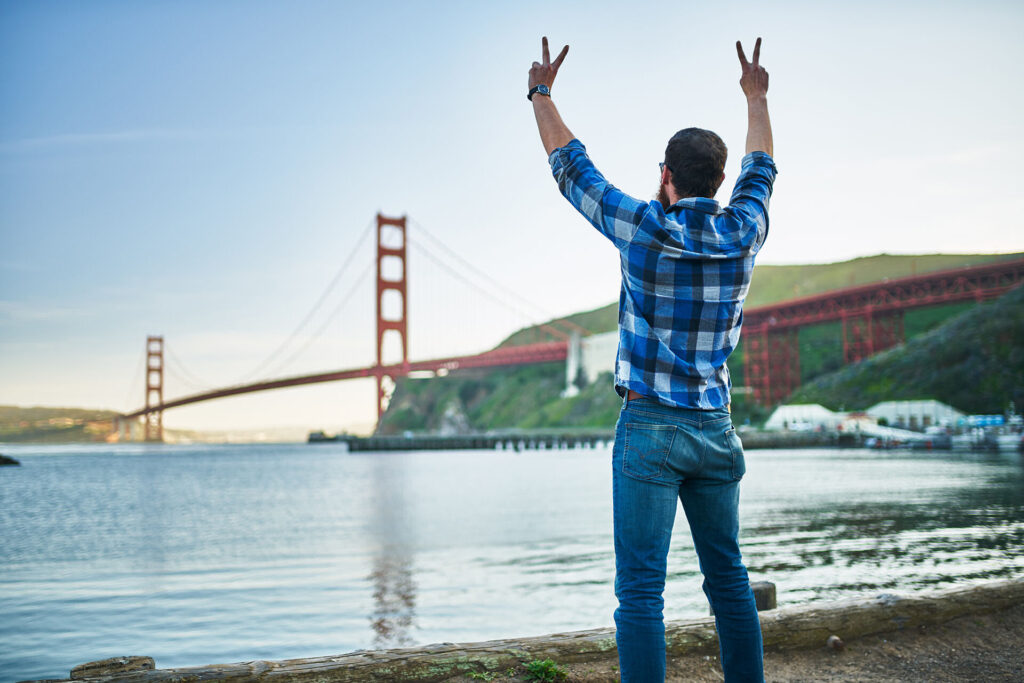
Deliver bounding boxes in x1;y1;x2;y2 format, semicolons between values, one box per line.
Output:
308;430;615;452
308;429;865;452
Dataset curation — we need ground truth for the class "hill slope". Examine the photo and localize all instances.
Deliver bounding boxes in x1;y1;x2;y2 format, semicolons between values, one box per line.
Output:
497;253;1021;347
378;364;623;436
379;253;1022;433
787;284;1024;414
0;406;119;443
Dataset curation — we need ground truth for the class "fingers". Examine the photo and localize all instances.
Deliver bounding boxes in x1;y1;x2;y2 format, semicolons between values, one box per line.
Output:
552;44;569;70
736;40;748;66
752;37;761;66
542;36;550;65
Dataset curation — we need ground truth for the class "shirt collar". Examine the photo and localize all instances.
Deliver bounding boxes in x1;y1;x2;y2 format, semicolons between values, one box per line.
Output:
670;197;723;216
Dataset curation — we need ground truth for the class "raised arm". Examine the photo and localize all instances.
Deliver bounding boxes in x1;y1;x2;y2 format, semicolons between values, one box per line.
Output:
529;37;574;155
736;38;773;157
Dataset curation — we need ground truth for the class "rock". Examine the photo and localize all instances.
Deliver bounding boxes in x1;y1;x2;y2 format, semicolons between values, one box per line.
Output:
0;454;20;466
710;581;776;615
751;581;778;611
70;657;154;679
827;634;846;651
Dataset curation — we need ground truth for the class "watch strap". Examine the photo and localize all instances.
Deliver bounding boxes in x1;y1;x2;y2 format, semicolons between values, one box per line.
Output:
528;84;551;101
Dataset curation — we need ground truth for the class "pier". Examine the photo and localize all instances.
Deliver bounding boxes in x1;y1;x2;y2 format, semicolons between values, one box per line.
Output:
309;430;614;452
309;429;878;452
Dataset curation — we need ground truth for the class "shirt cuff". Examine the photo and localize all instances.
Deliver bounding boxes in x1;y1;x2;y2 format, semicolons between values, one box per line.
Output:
548;138;586;169
741;151;777;172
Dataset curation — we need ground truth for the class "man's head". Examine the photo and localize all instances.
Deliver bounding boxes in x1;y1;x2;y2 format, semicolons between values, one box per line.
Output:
658;128;728;208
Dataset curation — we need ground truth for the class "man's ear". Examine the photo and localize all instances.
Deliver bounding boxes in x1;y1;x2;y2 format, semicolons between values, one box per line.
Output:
662;166;673;186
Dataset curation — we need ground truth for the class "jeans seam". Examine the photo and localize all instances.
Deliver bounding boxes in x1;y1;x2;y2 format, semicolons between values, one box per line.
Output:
699;423;708;476
725;427;743;481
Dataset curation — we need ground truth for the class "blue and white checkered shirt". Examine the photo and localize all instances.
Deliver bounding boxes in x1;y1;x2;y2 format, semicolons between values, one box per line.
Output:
549;139;777;409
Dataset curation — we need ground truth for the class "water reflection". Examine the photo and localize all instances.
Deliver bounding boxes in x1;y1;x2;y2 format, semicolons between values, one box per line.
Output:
2;445;1021;682
367;455;417;647
738;449;1024;601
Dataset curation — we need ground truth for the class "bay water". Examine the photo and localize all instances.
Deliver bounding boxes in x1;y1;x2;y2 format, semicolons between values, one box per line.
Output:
1;443;1022;681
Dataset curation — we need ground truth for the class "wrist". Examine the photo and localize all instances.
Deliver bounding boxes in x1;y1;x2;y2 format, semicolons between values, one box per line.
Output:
528;84;552;101
746;94;768;106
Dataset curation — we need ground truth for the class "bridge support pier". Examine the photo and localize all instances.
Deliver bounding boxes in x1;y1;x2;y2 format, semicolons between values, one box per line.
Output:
842;310;904;364
743;327;800;407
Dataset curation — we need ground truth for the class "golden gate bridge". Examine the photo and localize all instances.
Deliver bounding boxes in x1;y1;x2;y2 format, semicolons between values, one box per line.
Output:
116;213;1024;441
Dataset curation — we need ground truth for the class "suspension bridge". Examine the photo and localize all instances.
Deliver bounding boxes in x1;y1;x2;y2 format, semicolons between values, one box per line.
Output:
115;213;1024;441
117;214;587;441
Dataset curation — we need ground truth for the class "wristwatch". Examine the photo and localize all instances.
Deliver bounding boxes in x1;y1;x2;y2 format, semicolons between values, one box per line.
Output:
528;84;551;101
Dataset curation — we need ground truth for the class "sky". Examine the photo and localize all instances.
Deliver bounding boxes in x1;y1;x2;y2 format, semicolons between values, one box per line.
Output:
1;0;1023;435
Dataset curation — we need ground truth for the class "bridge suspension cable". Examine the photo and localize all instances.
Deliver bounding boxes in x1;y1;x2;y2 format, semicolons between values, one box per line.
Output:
408;218;591;337
164;346;217;393
408;239;576;352
120;349;147;413
255;261;374;379
230;217;376;385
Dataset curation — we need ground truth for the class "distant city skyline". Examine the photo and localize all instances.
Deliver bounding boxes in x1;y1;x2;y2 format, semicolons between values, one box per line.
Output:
2;1;1023;433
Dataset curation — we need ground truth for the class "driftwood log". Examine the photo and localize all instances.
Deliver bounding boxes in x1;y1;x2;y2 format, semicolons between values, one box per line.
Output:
31;578;1024;683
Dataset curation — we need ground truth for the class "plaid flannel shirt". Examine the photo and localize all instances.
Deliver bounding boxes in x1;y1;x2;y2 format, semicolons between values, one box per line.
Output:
549;139;777;409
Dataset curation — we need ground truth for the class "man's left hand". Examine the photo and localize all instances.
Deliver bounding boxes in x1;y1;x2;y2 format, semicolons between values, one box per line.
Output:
529;36;569;91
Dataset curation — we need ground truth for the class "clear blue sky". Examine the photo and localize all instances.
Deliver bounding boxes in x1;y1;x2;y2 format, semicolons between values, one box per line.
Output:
2;0;1022;434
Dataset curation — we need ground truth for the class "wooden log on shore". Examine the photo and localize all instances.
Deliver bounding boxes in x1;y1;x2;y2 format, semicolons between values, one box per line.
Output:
36;579;1024;683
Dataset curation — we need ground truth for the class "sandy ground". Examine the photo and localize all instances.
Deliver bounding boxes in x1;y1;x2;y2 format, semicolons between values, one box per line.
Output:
445;603;1024;682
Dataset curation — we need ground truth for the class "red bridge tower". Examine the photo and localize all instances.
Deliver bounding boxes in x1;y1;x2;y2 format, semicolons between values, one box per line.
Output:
375;214;409;421
144;335;164;442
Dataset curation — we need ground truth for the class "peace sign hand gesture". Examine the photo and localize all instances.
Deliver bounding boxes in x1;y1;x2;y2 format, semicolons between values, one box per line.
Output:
529;36;569;91
736;37;769;100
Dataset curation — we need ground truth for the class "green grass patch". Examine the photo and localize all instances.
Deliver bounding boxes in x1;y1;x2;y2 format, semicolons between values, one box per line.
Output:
523;659;568;682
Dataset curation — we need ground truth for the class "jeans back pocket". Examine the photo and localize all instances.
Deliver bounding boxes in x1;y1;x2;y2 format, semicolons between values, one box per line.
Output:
622;422;677;485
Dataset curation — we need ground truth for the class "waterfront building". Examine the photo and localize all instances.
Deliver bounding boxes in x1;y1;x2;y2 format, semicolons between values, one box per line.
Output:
563;331;618;396
764;404;845;431
866;400;965;430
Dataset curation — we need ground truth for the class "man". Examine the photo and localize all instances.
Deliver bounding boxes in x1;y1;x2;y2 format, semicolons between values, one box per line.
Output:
528;37;775;682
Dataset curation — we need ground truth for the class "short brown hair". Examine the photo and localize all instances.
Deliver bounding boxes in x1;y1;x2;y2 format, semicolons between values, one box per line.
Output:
664;128;728;199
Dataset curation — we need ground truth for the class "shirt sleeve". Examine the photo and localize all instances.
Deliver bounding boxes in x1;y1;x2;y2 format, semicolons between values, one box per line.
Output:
723;151;778;254
548;139;650;250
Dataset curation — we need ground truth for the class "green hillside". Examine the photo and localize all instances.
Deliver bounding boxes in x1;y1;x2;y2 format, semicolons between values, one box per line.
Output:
787;284;1024;414
0;406;118;443
378;364;622;435
744;253;1020;309
381;253;1022;433
498;253;1021;347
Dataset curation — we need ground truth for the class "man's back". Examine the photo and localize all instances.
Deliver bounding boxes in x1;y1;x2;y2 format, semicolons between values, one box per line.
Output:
549;139;777;408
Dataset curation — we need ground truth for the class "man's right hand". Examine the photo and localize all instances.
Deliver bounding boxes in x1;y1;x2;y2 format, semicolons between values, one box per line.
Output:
736;37;769;100
529;36;569;92
736;38;773;156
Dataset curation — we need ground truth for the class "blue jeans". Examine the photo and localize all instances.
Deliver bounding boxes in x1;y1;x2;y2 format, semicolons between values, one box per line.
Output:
612;395;763;682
